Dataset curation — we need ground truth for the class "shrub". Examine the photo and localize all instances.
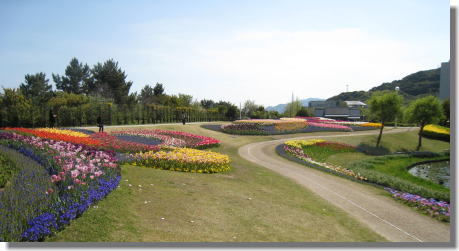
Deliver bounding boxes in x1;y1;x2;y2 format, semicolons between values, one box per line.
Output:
356;143;390;156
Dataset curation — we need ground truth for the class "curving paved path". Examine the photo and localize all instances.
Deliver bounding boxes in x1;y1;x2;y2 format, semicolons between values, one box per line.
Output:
239;128;450;242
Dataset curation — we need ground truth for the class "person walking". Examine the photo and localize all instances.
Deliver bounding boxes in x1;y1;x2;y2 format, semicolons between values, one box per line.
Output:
49;110;56;128
181;112;187;125
97;115;104;132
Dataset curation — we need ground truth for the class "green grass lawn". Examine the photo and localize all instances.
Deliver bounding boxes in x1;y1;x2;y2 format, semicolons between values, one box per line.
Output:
47;123;385;242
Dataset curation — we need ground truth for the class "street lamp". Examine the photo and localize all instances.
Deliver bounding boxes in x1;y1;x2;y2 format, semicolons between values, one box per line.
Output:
395;86;400;128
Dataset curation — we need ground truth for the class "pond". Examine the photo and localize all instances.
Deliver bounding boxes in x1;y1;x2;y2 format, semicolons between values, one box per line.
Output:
408;160;450;188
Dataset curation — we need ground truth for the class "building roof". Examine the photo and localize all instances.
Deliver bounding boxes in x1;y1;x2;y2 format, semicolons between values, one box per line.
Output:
344;101;367;106
324;107;349;116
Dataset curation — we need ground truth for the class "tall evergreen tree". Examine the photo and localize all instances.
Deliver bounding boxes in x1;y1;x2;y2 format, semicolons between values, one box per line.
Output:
52;58;90;94
153;83;164;96
89;59;133;104
19;72;53;105
200;99;215;109
139;84;154;104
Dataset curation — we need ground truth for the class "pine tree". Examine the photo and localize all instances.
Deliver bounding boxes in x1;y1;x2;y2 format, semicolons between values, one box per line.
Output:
52;58;91;94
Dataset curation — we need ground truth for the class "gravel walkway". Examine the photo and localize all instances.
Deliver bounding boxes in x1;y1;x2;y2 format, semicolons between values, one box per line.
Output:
238;128;451;243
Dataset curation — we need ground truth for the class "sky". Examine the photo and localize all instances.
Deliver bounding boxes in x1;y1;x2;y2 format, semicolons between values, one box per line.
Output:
0;0;450;107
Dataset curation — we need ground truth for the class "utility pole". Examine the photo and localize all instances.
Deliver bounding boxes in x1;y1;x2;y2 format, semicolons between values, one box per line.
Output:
239;102;242;120
395;86;399;128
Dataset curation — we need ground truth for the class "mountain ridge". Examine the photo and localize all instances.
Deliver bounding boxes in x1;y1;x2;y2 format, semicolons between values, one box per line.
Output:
326;67;441;103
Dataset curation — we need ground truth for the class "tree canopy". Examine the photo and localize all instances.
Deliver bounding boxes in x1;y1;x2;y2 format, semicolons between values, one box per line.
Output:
88;59;133;104
405;96;443;150
19;72;53;105
52;58;90;94
153;83;164;96
368;91;403;147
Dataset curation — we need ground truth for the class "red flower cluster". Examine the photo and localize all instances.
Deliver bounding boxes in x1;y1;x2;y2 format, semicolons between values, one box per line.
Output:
315;141;356;151
90;132;161;152
3;127;102;146
154;129;220;148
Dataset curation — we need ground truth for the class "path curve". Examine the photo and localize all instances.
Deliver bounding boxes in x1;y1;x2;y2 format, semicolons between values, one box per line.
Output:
238;128;450;242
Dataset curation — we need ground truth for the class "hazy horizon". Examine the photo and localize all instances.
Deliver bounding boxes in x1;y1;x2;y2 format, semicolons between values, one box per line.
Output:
0;0;450;107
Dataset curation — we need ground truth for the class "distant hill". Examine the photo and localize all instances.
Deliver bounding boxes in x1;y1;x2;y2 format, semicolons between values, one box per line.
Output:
327;68;440;103
266;98;324;113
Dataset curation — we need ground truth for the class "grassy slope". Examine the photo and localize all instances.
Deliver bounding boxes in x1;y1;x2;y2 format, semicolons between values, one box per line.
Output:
47;123;384;242
324;130;450;167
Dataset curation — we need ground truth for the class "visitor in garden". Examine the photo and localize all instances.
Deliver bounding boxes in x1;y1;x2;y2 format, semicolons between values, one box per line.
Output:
182;112;187;125
97;115;104;132
49;110;56;127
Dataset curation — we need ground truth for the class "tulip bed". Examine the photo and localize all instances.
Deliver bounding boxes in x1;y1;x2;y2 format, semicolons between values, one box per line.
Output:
279;138;450;222
421;124;450;142
128;147;231;173
384;188;450;222
0;131;120;241
110;129;220;149
220;118;381;135
90;132;162;153
0;126;229;241
4;127;102;147
281;139;367;180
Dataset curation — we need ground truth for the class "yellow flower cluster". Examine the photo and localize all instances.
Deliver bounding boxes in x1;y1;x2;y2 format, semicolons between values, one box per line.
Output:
234;119;277;125
131;148;231;173
284;139;325;148
424;124;450;135
36;128;89;138
274;121;307;131
360;122;382;127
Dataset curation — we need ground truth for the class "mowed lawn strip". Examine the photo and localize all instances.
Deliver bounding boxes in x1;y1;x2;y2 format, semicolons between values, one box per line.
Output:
48;123;385;242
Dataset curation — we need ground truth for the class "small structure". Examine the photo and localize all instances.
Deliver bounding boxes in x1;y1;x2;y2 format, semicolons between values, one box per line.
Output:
312;100;365;120
309;100;337;108
344;101;367;108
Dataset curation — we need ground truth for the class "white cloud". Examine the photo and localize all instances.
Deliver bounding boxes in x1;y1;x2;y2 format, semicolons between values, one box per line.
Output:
124;27;446;106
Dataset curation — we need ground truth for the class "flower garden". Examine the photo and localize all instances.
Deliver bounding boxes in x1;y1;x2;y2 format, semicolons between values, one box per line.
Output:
220;117;381;135
421;124;450;142
0;127;227;241
278;138;450;222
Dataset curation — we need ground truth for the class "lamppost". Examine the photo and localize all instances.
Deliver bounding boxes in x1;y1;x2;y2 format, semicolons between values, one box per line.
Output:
395;86;400;128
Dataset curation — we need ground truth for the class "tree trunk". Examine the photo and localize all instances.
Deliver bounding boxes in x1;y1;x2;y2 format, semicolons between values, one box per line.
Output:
417;124;425;151
376;123;385;147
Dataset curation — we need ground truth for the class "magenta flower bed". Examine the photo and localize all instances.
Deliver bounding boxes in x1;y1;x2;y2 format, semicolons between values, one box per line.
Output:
111;129;220;149
307;121;352;131
90;132;161;153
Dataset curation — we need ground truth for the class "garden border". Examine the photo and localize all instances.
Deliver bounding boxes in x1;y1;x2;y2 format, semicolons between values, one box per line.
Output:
274;143;383;189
